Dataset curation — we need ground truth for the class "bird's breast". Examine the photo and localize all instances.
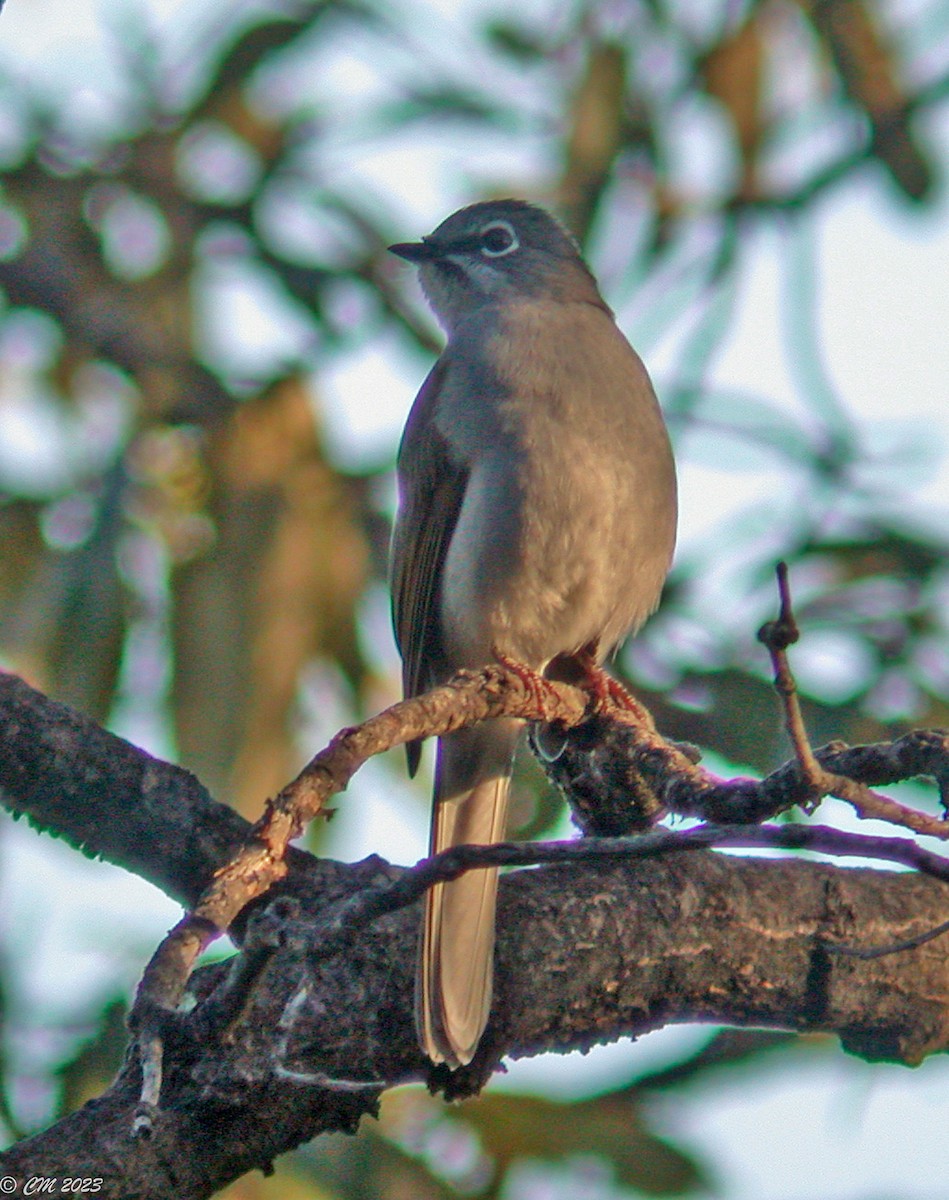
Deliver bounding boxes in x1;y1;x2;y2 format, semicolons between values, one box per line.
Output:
437;301;676;672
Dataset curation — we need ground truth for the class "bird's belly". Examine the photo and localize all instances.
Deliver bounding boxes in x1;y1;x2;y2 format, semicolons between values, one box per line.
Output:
439;445;670;671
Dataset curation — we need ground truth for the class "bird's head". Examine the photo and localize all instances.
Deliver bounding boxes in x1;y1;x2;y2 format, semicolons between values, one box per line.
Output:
389;199;604;332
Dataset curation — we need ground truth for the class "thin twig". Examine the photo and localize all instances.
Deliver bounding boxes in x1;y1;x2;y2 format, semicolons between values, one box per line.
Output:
757;565;949;837
827;916;949;961
202;901;303;1044
757;561;825;800
281;822;949;970
758;561;815;787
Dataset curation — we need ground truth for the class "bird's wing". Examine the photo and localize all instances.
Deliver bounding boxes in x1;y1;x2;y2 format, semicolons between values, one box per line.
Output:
390;356;468;776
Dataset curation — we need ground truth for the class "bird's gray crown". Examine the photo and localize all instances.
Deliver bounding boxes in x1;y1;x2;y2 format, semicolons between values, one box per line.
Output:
430;199;580;258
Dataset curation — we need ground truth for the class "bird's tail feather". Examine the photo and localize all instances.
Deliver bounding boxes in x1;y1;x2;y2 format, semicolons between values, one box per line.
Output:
417;721;518;1066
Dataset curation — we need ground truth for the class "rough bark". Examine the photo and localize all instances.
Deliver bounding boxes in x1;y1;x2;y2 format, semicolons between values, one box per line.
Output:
2;670;949;1198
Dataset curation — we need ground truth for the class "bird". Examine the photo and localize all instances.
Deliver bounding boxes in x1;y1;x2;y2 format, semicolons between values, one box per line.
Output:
388;199;677;1068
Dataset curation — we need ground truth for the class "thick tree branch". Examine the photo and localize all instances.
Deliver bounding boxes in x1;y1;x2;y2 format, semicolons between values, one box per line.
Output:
3;667;949;1197
0;670;318;908
5;850;949;1197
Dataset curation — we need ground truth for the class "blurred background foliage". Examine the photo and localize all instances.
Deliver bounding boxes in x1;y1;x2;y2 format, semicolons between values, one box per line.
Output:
1;0;948;1195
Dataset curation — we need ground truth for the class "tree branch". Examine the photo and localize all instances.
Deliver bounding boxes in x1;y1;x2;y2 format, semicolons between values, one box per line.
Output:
5;849;949;1197
4;665;949;1197
0;669;320;908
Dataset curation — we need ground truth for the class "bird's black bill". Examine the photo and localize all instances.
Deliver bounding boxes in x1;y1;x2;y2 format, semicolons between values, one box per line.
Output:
388;239;439;263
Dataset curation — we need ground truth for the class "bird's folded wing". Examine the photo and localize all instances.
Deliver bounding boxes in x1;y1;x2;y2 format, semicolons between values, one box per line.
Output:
390;357;468;776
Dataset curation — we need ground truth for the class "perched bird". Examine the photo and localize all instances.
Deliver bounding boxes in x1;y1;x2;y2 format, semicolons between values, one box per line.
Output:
389;199;677;1067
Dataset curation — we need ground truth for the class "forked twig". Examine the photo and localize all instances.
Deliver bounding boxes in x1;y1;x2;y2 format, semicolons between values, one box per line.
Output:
758;563;949;838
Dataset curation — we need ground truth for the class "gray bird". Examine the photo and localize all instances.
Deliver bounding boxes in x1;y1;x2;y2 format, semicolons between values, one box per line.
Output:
389;199;677;1068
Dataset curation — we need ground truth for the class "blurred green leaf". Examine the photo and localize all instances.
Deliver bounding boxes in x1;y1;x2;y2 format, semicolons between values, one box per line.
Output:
690;389;824;467
377;87;515;127
484;20;549;62
293;1124;458;1200
57;997;128;1117
380;1086;707;1198
461;1090;707;1196
631;1028;816;1094
794;523;949;588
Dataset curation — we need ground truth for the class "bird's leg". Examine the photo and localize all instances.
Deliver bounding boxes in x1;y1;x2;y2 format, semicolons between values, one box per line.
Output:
573;646;653;726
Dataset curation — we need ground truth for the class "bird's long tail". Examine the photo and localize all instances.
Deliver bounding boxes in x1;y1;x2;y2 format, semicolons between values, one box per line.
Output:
417;719;520;1067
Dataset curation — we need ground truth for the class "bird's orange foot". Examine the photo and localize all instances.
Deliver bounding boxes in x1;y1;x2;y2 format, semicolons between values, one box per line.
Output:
493;648;555;713
574;651;653;725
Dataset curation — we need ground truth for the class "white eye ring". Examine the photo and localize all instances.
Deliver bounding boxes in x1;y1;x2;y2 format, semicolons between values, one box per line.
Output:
479;220;519;257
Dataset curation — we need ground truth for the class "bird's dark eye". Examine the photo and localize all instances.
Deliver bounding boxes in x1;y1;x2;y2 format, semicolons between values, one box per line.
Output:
480;221;518;257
